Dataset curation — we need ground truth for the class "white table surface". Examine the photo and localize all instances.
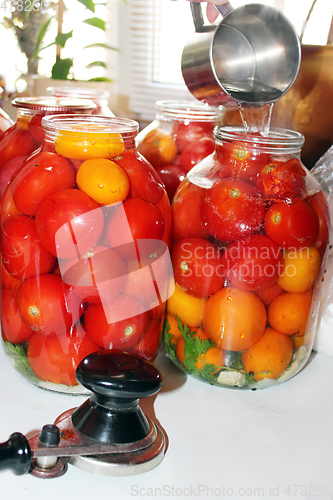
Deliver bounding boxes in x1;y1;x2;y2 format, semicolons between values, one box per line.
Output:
0;344;333;500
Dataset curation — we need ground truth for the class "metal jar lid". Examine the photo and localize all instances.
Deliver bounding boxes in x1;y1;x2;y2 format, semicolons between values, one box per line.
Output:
11;96;97;113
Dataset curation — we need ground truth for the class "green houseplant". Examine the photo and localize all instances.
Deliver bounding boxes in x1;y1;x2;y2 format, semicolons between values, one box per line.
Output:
37;0;118;81
1;0;119;82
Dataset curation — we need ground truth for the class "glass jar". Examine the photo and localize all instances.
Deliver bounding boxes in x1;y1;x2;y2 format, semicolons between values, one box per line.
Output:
0;97;96;202
163;125;330;389
0;115;171;393
136;101;224;201
47;86;114;116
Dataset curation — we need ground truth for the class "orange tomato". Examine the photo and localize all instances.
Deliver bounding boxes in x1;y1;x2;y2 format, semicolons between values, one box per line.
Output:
242;327;293;381
55;128;125;160
138;128;177;167
278;246;321;292
195;346;225;372
202;286;267;351
76;158;130;205
167;282;205;328
268;290;312;336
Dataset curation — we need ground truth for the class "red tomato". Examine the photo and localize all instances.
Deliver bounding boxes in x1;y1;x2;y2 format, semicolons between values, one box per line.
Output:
215;140;271;180
35;189;104;259
28;113;44;144
12;151;76;216
172;237;224;297
255;282;284;307
113;149;165;205
173;121;215;152
0;187;21;224
221;234;284;292
123;242;172;306
84;294;149;349
0;155;26;199
17;274;83;335
155;164;186;202
2;215;56;280
132;318;162;361
179;137;215;172
171;179;208;241
203;178;266;242
256;158;307;200
107;197;164;261
0;125;38;170
1;289;34;344
1;260;22;291
264;198;319;249
307;191;331;256
63;245;128;304
27;324;100;386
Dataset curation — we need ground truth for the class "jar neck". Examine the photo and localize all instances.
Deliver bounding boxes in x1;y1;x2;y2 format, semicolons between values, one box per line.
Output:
214;126;304;157
155;101;224;123
42;115;139;150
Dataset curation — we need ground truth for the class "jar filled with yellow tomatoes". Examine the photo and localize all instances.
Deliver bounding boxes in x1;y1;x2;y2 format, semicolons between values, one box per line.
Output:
1;115;171;393
137;101;224;202
0;97;96;204
164;125;330;389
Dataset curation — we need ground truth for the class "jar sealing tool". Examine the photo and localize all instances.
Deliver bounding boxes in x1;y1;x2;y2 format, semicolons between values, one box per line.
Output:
0;350;166;478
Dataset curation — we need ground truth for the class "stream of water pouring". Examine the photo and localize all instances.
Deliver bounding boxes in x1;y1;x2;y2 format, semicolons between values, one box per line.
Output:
237;102;274;136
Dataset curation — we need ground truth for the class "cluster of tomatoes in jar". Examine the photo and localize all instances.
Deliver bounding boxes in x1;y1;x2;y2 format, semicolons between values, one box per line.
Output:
137;102;223;202
0;97;96;206
0;115;171;392
164;126;330;388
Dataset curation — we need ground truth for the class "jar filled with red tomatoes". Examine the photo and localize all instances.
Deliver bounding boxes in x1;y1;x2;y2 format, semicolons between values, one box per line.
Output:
0;97;96;203
164;125;330;389
47;86;114;116
137;101;224;202
0;115;171;393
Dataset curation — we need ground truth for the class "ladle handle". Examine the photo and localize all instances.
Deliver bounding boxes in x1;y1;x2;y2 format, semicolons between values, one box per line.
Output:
0;432;31;475
190;2;233;31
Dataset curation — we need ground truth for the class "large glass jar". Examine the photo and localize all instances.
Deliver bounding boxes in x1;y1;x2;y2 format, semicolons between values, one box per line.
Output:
0;97;96;202
164;125;330;389
137;101;224;202
0;115;171;393
47;86;114;116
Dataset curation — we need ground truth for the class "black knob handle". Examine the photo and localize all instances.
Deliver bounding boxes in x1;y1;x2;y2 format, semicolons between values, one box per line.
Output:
72;350;163;444
0;432;31;475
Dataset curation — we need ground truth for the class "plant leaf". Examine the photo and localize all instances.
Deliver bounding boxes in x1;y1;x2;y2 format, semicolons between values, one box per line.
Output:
83;42;119;51
83;17;105;30
51;58;73;80
86;60;107;68
88;77;113;82
55;31;73;48
77;0;96;13
32;17;53;58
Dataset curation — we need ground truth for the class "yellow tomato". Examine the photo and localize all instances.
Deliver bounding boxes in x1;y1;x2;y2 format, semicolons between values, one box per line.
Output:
76;159;130;205
278;246;321;292
167;283;205;328
55;128;125;160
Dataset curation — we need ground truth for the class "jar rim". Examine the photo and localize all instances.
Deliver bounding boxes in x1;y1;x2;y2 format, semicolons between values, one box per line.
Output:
11;96;97;112
47;86;110;100
42;114;139;135
214;125;305;148
155;100;224;121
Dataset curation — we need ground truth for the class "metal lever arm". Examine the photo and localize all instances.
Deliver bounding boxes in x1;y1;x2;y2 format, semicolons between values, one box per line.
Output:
0;432;31;475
